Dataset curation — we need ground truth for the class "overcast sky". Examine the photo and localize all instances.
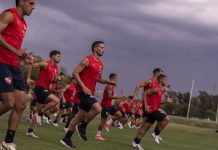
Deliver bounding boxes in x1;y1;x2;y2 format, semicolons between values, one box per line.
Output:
1;0;218;96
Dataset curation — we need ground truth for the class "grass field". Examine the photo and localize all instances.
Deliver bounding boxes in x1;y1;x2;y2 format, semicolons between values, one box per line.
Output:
0;113;218;150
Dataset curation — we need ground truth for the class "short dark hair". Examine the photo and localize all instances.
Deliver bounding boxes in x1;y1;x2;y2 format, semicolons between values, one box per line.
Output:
128;96;133;99
153;67;163;75
16;0;19;6
60;72;65;76
109;73;117;80
91;41;104;52
49;50;61;58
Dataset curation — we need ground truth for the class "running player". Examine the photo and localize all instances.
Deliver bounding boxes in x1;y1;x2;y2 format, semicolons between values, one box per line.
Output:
132;74;169;150
0;1;35;149
60;41;116;148
134;100;143;129
53;77;76;127
26;50;61;138
95;73;125;140
64;87;80;133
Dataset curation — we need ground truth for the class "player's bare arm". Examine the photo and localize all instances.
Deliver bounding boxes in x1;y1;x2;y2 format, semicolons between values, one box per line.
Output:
0;11;27;57
133;80;152;100
73;57;91;95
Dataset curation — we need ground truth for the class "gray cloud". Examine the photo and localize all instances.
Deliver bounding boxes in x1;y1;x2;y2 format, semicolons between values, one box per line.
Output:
1;0;218;96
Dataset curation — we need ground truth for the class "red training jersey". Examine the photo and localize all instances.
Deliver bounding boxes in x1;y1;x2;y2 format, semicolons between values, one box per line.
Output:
76;55;103;95
73;94;81;104
0;8;27;67
135;101;142;115
145;78;163;112
123;101;130;112
63;83;76;103
35;60;59;90
101;84;115;107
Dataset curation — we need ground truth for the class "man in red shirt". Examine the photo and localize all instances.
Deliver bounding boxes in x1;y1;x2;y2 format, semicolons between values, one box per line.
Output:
60;41;115;148
95;73;125;140
53;77;76;127
0;1;35;149
132;74;169;150
26;50;61;138
134;100;143;129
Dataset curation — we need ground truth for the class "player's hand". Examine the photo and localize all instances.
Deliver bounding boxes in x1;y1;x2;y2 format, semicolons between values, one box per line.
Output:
27;78;35;88
82;86;92;95
14;48;27;57
144;105;151;113
25;53;37;65
109;81;117;86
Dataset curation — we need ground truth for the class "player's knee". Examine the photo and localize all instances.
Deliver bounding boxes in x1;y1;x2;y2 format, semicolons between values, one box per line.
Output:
96;106;102;114
5;101;14;110
16;101;26;111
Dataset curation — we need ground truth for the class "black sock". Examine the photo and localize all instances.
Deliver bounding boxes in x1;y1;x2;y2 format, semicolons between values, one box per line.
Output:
29;114;32;119
65;118;71;128
154;126;161;135
61;114;67;118
64;130;74;139
80;122;88;129
28;128;33;133
5;130;16;143
38;111;44;117
134;137;141;144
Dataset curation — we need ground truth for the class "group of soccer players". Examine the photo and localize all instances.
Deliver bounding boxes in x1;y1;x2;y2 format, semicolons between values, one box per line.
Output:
0;1;174;150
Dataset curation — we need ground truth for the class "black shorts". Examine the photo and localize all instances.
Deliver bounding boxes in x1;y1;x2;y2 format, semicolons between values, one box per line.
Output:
127;111;134;117
72;103;80;114
121;111;126;117
34;86;50;104
101;106;117;119
135;114;141;119
0;64;26;93
30;100;36;107
145;110;167;124
60;101;72;109
59;99;65;110
65;101;73;109
78;92;98;112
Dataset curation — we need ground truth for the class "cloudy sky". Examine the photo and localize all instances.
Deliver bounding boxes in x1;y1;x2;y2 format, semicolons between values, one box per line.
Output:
1;0;218;96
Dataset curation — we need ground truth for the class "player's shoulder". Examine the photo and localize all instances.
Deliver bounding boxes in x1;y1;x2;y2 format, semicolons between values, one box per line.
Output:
0;10;13;23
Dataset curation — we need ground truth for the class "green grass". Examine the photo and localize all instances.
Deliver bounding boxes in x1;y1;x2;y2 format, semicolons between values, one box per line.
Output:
0;113;218;150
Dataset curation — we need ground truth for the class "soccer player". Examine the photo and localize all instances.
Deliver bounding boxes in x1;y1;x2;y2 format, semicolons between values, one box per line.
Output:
134;100;143;129
64;89;80;132
0;0;35;149
132;74;169;150
53;77;76;127
26;50;61;138
95;73;126;140
60;41;116;148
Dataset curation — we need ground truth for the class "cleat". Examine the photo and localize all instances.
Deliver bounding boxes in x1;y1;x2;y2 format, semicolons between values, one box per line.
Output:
60;138;76;148
76;124;87;141
95;135;106;141
0;141;17;150
53;123;59;127
26;132;39;138
132;141;144;150
152;133;160;144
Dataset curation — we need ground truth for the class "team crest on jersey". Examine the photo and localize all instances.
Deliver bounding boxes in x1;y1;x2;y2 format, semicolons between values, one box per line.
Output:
5;77;12;84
